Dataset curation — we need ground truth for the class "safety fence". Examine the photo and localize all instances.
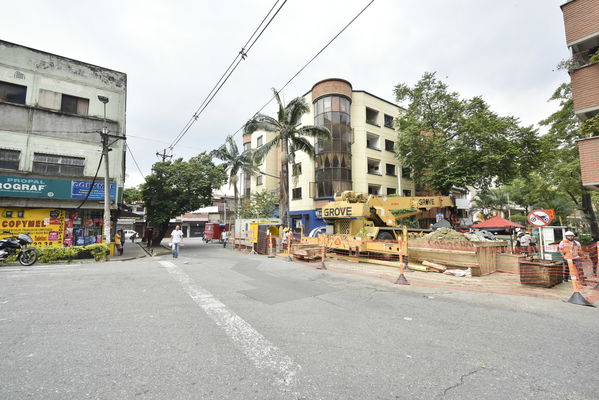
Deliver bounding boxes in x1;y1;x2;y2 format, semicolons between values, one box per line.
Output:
227;232;599;305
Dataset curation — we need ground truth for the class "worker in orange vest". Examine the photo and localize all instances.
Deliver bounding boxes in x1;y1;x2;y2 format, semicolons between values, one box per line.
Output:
558;231;585;284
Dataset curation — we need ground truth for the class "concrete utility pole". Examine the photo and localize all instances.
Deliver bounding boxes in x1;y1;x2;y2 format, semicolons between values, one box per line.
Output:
156;149;172;162
98;95;111;245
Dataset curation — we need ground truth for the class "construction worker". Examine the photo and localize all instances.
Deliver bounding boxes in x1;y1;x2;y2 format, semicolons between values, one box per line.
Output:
558;231;585;284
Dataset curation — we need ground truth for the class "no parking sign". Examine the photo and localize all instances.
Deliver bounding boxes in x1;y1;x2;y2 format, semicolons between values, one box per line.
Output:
527;209;554;227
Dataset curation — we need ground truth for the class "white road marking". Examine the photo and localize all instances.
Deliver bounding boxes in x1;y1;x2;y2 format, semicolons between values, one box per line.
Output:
159;260;301;394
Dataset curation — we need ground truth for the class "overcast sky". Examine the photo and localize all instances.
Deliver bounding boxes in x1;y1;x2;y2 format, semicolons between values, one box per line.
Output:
2;0;570;188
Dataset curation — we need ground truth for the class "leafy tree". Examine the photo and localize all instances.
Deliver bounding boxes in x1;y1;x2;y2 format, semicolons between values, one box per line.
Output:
394;72;540;194
123;186;143;204
244;89;331;225
471;187;510;220
210;135;259;220
239;190;278;219
141;153;227;245
539;83;599;236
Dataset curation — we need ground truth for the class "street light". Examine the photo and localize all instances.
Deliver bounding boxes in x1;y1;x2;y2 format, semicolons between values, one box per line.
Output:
97;95;111;246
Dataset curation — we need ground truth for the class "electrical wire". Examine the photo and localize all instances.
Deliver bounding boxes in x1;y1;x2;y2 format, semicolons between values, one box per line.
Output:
126;143;147;182
232;0;376;138
74;151;104;210
167;0;288;152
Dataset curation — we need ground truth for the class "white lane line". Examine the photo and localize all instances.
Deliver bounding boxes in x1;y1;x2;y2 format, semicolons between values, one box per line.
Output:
159;260;301;394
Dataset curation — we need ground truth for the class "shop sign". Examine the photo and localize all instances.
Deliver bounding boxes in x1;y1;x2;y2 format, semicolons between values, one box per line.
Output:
0;208;65;247
0;175;116;200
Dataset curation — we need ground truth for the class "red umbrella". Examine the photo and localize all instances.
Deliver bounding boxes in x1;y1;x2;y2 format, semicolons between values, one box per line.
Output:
470;216;524;229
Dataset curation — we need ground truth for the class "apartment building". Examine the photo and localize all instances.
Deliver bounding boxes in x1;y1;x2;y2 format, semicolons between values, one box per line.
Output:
243;78;415;234
0;40;127;246
561;0;599;191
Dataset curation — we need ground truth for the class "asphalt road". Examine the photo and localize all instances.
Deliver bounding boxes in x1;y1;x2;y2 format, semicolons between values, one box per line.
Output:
1;239;598;400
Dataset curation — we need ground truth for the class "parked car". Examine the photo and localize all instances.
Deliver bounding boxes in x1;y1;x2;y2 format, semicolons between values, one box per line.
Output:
124;230;138;240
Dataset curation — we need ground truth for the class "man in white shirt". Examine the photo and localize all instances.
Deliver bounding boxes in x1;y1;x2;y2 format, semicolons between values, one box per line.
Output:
171;225;184;258
221;229;228;248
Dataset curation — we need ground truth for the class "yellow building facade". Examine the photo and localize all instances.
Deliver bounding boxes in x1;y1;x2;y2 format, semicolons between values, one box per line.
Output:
244;78;415;234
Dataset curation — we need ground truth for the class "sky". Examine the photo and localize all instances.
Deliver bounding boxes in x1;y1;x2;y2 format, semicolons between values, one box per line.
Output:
1;0;571;189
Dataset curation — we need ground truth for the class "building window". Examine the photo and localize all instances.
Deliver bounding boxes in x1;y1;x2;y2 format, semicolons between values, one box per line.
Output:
32;153;85;176
243;142;251;152
292;162;302;176
0;149;20;170
385;164;396;176
0;81;27;104
368;184;380;195
366;133;380;150
366;107;379;126
61;94;89;116
384;114;394;129
385;139;395;152
256;175;263;186
403;189;412;197
292;187;302;200
401;167;411;178
367;159;381;175
256;135;263;147
387;187;397;196
245;187;251;197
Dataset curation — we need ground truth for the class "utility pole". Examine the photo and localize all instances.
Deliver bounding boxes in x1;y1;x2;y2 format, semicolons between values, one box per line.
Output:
97;95;111;246
156;149;173;162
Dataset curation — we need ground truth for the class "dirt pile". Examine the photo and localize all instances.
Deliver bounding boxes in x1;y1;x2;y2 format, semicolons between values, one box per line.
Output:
423;228;491;242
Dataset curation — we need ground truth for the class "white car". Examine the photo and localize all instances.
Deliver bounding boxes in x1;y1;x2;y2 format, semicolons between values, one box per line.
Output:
123;230;138;240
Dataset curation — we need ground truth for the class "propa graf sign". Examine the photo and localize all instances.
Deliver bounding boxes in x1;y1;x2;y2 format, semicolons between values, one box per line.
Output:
527;209;555;227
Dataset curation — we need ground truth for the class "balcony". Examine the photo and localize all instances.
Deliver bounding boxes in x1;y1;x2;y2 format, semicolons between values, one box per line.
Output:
561;0;599;46
578;136;599;191
570;62;599;116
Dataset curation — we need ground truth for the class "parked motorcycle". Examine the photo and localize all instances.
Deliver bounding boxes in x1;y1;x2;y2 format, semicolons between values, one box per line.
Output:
0;230;39;266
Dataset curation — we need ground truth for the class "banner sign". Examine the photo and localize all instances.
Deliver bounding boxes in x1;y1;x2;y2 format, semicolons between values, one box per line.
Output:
0;208;65;247
0;176;115;200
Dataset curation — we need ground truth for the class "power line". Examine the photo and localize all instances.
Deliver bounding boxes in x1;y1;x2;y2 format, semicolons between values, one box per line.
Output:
126;143;147;182
232;0;376;138
166;0;288;153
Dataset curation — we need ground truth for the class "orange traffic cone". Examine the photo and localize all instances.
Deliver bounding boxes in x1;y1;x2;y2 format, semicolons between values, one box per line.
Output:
564;246;594;307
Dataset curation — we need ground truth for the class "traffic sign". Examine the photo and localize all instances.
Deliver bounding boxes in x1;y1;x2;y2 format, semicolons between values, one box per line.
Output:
527;210;553;227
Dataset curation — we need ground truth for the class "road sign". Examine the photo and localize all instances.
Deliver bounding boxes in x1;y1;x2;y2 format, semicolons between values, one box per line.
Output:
527;210;553;227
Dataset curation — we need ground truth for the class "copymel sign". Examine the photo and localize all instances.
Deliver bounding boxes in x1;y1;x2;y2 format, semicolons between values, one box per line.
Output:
0;176;116;200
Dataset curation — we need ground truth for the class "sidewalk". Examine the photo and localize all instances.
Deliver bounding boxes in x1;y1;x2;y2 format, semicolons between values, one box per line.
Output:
111;241;149;261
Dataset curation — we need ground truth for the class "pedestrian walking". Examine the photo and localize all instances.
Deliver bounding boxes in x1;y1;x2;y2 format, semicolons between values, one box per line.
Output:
171;225;183;258
559;231;585;284
221;229;228;248
115;230;123;256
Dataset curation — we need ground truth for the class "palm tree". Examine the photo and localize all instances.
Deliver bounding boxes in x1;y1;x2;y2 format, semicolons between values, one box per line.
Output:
472;187;510;220
210;135;259;221
244;89;331;226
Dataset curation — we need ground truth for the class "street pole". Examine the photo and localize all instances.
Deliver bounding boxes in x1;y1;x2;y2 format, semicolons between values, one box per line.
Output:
98;96;111;245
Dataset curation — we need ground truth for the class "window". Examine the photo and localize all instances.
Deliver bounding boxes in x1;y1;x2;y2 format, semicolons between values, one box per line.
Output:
368;185;380;195
292;163;302;176
243;142;251;151
366;107;379;126
256;135;263;147
245;187;251;197
60;94;89;116
32;153;85;176
387;188;397;196
0;81;26;104
403;189;412;197
292;187;302;200
385;164;396;176
384;114;394;129
256;175;263;186
401;167;411;178
385;139;395;152
0;149;20;170
366;133;380;150
367;159;381;175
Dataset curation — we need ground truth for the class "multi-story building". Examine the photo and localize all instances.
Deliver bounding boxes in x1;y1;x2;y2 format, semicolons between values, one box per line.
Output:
243;78;416;234
0;40;127;246
561;0;599;192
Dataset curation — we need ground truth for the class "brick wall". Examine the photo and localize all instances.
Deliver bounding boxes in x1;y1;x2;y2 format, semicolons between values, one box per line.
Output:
579;137;599;185
562;0;599;45
570;63;599;113
311;79;352;102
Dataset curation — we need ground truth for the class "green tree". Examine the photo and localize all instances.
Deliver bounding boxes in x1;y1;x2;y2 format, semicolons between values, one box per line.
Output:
244;89;331;225
394;72;540;194
123;186;143;204
210;135;259;220
141;153;227;245
471;187;510;220
539;83;599;236
239;190;278;219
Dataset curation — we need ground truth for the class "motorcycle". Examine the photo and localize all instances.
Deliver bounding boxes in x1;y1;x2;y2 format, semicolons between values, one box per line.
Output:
0;230;39;266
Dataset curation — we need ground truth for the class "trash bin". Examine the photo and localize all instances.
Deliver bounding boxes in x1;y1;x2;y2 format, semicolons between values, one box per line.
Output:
108;242;116;257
